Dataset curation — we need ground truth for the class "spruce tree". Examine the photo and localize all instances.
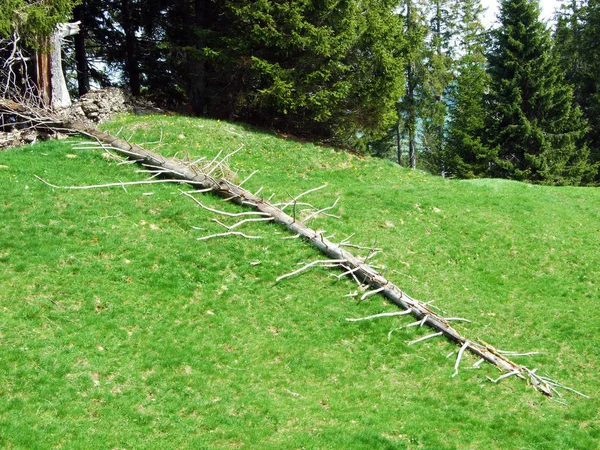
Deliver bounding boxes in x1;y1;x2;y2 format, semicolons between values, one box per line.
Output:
1;0;78;41
419;0;457;174
555;0;600;181
444;0;491;178
396;0;428;168
485;0;594;185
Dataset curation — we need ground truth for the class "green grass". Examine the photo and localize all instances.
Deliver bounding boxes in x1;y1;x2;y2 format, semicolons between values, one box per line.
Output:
0;114;599;449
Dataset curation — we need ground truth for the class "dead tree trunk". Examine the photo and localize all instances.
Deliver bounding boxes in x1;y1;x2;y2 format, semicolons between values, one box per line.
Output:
0;99;584;398
59;120;562;396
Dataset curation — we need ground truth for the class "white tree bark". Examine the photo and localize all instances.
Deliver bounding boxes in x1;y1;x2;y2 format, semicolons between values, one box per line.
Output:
50;22;80;109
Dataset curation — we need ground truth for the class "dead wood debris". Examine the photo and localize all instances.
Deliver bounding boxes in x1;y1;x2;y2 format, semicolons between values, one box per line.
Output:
3;100;589;400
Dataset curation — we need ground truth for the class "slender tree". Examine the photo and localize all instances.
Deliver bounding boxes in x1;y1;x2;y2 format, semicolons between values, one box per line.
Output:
444;0;491;178
485;0;594;185
418;0;457;174
73;1;90;95
397;0;428;168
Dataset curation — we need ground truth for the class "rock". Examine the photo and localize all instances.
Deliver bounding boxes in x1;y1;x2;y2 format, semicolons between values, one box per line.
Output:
70;87;131;124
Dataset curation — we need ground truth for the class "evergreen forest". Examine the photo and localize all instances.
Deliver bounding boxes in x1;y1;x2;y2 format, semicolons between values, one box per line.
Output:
2;0;600;185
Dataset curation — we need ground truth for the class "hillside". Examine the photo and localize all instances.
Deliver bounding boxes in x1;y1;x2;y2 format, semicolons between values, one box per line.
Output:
1;114;599;449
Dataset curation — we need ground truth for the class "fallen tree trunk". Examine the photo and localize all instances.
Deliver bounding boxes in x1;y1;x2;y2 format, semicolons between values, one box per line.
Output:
1;99;581;397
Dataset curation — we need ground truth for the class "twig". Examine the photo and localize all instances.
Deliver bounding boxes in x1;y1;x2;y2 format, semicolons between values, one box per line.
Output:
452;341;470;378
331;266;361;280
196;231;261;241
408;332;443;346
487;370;521;384
212;216;274;230
340;242;383;251
472;358;485;368
35;176;203;190
180;190;270;217
238;170;259;187
303;197;341;222
496;350;541;357
360;286;386;301
280;184;328;211
345;310;413;322
276;259;347;282
536;376;590;399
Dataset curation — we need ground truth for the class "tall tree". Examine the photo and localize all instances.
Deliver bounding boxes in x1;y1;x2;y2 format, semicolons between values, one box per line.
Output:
160;0;407;146
485;0;594;185
418;0;457;174
73;1;91;95
555;0;600;180
443;0;491;178
397;0;427;168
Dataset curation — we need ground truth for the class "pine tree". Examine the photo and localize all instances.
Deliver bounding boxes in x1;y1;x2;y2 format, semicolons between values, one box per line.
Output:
485;0;594;185
555;0;600;181
418;0;457;174
1;0;78;42
444;0;491;178
160;0;407;146
396;0;428;168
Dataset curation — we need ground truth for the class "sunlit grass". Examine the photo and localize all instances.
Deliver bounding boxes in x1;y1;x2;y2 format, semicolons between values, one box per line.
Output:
0;114;598;449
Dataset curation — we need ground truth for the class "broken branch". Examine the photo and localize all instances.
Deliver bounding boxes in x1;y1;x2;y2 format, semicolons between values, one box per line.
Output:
345;310;413;322
276;259;347;282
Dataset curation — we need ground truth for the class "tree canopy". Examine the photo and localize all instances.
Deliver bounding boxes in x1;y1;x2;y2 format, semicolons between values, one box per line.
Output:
0;0;78;42
2;0;599;185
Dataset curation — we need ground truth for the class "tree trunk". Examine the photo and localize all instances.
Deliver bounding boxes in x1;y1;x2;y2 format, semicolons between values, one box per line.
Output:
396;122;403;165
407;63;416;169
122;0;141;96
406;0;417;169
58;117;558;397
187;0;209;115
33;38;52;107
73;3;90;96
0;98;574;397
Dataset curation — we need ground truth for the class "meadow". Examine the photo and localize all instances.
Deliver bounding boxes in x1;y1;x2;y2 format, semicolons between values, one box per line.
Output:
0;114;598;449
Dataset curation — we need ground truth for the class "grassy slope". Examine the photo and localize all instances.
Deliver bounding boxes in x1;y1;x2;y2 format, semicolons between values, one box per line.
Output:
0;114;599;449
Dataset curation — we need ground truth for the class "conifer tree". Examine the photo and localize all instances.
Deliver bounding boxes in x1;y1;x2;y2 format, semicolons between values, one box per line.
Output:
485;0;594;185
418;0;457;174
555;0;600;181
396;0;428;168
444;0;491;178
1;0;78;41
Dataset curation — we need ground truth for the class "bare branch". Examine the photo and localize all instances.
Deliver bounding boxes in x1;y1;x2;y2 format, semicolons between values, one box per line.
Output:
360;286;386;301
408;332;443;346
345;310;413;322
303;197;341;222
212;216;274;230
472;358;485;368
452;341;470;378
196;231;261;241
239;170;259;187
487;370;521;384
340;242;383;251
35;175;203;190
180;190;270;217
496;350;541;357
276;259;347;282
331;266;361;280
280;184;328;211
535;375;590;398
